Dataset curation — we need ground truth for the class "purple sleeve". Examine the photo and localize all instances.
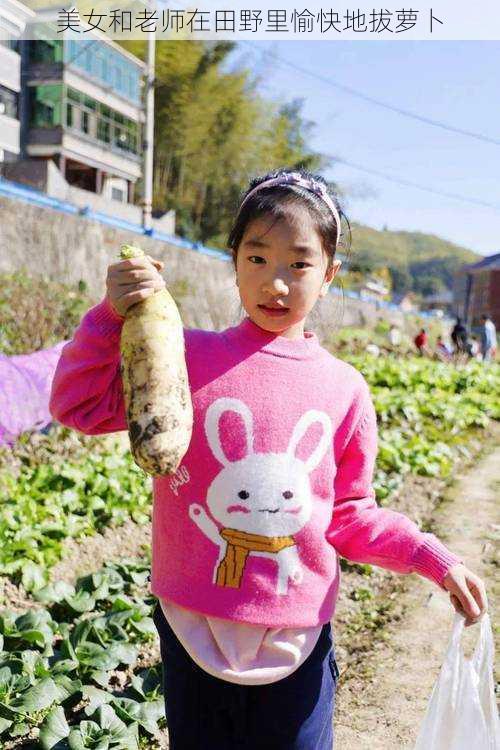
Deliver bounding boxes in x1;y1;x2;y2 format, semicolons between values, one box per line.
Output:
326;385;464;590
49;298;128;435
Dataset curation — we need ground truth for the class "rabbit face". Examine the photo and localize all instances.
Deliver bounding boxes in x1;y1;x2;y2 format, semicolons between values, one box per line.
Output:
203;397;333;538
207;452;312;536
189;398;334;594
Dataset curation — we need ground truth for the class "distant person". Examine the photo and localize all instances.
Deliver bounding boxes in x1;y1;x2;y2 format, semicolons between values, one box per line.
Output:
451;317;468;354
388;324;401;348
414;328;428;356
366;343;380;357
480;314;497;361
466;335;481;360
435;335;452;362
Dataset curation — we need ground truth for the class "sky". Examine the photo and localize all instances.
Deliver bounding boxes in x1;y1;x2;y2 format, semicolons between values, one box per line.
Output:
225;41;500;258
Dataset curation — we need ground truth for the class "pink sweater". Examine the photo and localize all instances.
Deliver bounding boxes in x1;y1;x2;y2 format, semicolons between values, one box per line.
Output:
49;298;463;630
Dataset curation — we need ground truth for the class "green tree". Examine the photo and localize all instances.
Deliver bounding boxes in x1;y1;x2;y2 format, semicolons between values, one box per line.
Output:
120;40;329;246
389;265;413;294
413;274;447;297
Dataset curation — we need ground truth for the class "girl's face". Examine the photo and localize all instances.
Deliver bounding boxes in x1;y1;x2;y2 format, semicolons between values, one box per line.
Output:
235;207;341;340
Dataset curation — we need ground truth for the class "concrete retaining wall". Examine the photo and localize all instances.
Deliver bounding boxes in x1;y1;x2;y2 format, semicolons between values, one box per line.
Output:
0;194;419;342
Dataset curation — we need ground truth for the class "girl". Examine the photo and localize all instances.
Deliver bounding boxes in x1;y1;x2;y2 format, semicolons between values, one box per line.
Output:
49;168;488;750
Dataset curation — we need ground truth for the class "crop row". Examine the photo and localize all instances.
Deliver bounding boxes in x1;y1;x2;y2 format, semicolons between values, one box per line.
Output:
0;357;498;746
0;442;151;593
0;557;164;749
1;358;498;592
357;357;499;501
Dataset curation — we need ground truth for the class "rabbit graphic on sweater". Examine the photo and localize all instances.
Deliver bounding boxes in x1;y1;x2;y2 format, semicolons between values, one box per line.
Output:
189;397;332;595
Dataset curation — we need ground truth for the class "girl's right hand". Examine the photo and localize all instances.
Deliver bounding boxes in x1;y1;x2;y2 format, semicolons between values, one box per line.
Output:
106;255;166;317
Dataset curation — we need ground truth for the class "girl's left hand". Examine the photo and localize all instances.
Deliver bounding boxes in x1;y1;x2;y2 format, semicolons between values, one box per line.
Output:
442;563;488;627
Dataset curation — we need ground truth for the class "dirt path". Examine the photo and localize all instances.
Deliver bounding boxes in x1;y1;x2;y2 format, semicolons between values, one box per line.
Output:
334;438;500;749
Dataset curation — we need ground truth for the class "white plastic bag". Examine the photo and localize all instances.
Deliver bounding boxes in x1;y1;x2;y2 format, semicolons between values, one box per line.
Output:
414;611;500;750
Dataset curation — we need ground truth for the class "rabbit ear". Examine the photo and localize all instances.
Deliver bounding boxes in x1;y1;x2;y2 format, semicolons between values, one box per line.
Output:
205;398;254;467
287;410;332;474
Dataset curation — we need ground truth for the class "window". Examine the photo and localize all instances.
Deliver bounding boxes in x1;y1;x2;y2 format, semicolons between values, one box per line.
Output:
0;85;18;119
67;87;81;104
97;119;110;143
83;95;96;111
112;187;125;202
100;54;107;80
29;85;63;127
66;102;74;127
29;40;63;64
116;121;138;154
61;84;140;154
64;41;141;103
84;48;92;74
114;127;125;149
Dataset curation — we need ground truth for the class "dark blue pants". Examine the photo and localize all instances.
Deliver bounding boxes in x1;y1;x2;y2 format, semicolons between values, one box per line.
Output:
153;603;339;750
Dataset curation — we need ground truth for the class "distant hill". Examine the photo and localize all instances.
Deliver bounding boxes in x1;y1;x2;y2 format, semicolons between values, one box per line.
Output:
345;223;482;296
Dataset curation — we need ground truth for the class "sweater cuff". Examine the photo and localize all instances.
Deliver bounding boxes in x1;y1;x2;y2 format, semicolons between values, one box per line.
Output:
88;298;125;339
411;534;465;590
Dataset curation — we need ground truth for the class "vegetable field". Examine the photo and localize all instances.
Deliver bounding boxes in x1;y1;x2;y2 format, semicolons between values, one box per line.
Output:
1;350;498;748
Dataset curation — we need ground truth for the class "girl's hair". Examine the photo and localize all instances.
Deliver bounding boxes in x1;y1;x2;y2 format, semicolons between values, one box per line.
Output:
227;167;351;270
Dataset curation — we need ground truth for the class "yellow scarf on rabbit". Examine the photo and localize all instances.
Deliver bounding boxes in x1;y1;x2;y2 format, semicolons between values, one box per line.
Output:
216;528;295;588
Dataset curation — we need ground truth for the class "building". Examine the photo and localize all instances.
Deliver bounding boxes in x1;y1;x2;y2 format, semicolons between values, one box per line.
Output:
392;291;419;313
420;289;454;316
1;10;175;232
453;252;500;330
0;0;35;162
21;26;146;204
358;277;390;301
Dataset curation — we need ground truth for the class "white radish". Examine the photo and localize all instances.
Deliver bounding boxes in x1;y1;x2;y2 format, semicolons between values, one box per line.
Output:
119;244;193;475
